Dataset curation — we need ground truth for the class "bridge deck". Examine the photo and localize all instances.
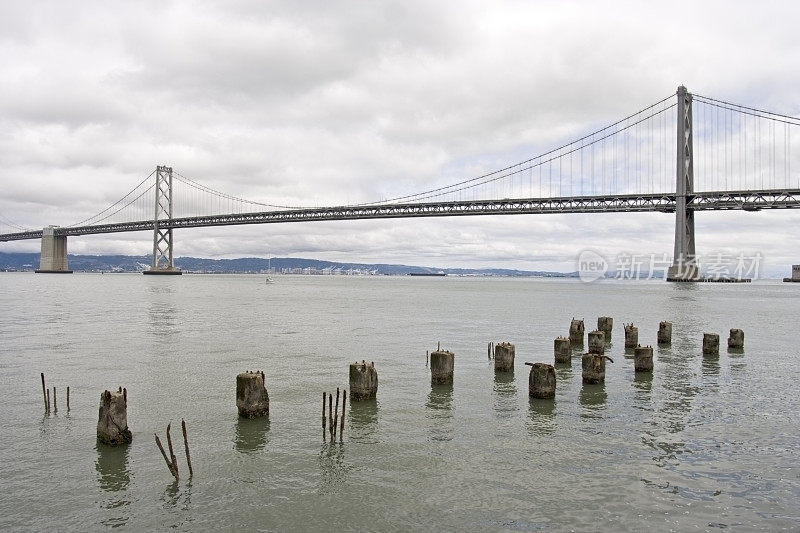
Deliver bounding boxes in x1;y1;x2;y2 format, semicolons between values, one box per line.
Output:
2;189;799;242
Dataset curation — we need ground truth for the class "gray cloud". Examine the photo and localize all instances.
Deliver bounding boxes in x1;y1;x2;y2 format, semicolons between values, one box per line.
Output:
1;0;799;276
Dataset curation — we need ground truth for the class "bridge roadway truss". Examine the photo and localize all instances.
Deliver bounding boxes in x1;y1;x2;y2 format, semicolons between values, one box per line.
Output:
2;188;799;242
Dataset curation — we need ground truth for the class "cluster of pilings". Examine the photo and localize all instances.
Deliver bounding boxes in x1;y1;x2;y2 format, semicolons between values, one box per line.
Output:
154;420;193;481
56;320;746;480
703;328;745;354
40;373;70;415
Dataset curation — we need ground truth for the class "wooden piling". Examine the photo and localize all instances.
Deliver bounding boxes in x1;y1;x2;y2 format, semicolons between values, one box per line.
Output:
181;418;193;478
53;387;57;412
657;321;672;345
703;333;720;355
554;337;571;364
155;433;179;480
41;373;48;413
426;351;429;367
328;393;333;439
333;388;340;439
430;349;455;385
526;362;556;399
569;318;585;347
728;328;744;349
339;390;346;441
624;323;639;349
588;331;605;355
322;391;327;430
66;386;70;411
494;342;515;372
46;388;50;414
166;423;179;479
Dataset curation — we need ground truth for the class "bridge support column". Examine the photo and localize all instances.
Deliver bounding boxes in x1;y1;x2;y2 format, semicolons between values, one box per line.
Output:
144;165;182;275
35;226;72;273
667;86;700;282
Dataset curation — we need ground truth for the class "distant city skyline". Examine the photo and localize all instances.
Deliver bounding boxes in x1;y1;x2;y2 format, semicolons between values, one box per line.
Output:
1;1;799;274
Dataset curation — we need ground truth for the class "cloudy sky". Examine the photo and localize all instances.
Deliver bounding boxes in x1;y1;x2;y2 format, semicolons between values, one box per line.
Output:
1;0;799;275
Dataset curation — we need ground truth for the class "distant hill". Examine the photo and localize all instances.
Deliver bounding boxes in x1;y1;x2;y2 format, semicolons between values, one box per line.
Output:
0;251;576;277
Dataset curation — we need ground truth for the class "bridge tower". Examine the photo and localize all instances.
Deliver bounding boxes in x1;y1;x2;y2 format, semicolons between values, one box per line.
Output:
667;86;700;281
143;165;182;275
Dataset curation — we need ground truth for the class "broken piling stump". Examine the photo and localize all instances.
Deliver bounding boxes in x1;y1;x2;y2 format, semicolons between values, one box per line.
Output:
624;323;638;349
728;328;744;350
526;362;556;399
349;361;378;400
554;337;571;364
236;371;270;419
657;321;672;345
430;349;455;385
703;333;720;355
597;316;613;340
97;389;132;445
569;318;585;347
634;345;654;373
588;331;605;355
582;354;613;384
494;342;515;372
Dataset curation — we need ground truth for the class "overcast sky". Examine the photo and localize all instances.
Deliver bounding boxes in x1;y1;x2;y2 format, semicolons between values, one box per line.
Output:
1;0;799;275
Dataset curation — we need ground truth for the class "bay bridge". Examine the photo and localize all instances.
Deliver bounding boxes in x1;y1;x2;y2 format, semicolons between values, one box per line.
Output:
1;86;799;280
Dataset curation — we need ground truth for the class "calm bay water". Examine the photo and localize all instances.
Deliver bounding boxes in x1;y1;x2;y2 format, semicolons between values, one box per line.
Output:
1;273;799;531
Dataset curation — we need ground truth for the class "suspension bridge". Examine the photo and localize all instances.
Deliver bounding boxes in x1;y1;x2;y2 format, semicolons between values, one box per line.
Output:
1;86;799;280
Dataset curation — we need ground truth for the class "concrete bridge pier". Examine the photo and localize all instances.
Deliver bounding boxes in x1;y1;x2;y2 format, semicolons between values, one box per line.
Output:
35;226;72;273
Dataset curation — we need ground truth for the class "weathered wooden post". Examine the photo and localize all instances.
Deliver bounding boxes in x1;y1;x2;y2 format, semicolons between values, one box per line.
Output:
525;362;556;399
554;337;571;364
634;346;654;373
154;424;179;480
494;342;515;372
569;318;585;347
430;349;455;385
588;331;605;355
339;390;346;441
53;387;57;412
322;391;327;432
349;361;378;400
657;321;672;345
236;370;269;418
624;323;638;349
597;316;613;340
333;388;340;439
582;354;613;384
728;328;744;350
97;389;132;445
66;386;70;411
703;333;720;355
41;373;48;413
181;419;193;477
328;393;333;437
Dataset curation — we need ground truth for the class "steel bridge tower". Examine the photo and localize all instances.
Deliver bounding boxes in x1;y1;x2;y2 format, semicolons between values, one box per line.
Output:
143;165;182;275
666;86;699;281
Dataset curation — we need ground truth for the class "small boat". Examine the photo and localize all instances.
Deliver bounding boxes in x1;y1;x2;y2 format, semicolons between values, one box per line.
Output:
265;252;275;284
